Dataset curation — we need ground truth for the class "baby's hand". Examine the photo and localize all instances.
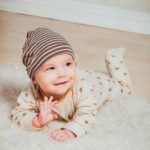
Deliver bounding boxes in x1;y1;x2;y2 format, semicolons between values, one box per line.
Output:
38;96;58;125
50;128;76;142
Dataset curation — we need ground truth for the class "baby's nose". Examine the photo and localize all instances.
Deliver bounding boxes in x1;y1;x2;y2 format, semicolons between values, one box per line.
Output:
57;68;66;78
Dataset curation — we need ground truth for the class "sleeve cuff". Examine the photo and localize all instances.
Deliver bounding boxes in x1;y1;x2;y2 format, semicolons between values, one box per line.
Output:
22;112;41;130
62;121;86;137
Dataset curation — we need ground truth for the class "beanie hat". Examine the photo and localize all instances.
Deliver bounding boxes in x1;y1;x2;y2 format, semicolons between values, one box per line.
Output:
22;28;75;80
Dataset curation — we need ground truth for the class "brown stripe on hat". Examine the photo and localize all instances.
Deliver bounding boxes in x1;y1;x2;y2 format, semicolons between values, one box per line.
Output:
23;33;66;65
22;27;75;80
28;47;74;79
29;50;74;79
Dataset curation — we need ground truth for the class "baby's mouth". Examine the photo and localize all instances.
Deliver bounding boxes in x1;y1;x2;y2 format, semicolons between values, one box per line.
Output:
54;81;68;86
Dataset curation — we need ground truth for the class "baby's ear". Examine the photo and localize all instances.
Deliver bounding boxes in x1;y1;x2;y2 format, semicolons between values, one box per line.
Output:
33;79;37;84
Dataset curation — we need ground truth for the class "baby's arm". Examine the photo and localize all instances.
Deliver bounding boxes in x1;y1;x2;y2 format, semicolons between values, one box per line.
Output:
50;88;97;141
11;84;58;130
62;100;97;137
10;83;40;130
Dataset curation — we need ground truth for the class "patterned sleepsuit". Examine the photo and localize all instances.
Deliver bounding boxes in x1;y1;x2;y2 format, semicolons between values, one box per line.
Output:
11;48;133;137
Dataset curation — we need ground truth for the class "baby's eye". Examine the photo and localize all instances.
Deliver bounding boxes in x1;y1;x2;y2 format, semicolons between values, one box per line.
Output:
47;66;55;70
66;62;72;66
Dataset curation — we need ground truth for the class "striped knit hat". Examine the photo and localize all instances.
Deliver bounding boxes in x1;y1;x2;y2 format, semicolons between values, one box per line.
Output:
22;28;75;80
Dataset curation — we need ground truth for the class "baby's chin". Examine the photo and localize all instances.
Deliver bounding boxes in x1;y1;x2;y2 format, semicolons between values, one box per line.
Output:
55;88;71;96
49;92;69;101
45;81;74;98
53;86;73;98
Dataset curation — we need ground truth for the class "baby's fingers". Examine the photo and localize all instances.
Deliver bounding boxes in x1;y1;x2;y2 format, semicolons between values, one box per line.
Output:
39;101;44;111
47;96;57;106
50;130;67;142
44;96;53;105
48;96;53;102
43;96;57;109
44;96;49;103
45;96;54;105
51;100;58;106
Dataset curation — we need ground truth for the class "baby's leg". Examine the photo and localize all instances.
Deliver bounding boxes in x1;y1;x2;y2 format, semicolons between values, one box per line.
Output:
105;47;133;98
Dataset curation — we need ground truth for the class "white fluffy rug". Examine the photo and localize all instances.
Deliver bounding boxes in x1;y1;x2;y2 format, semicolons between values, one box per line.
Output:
0;64;150;150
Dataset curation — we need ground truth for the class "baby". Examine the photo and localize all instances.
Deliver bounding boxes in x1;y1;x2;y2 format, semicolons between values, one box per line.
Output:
11;28;133;142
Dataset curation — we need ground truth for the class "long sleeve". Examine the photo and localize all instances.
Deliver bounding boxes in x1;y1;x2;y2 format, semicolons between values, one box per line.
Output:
62;82;98;137
10;83;40;130
64;103;97;137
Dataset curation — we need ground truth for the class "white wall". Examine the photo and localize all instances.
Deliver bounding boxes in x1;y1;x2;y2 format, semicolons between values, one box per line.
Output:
0;0;150;35
80;0;150;12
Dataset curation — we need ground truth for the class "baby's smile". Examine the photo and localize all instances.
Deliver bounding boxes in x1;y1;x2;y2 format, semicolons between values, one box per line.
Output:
54;81;68;86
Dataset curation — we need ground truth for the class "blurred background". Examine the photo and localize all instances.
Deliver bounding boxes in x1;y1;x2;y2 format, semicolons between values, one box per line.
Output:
0;0;150;98
0;0;150;34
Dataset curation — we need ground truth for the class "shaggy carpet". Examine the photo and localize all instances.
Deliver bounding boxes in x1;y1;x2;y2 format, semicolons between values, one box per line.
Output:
0;64;150;150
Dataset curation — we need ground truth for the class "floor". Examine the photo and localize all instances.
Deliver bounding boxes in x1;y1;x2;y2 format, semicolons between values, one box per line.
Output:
0;10;150;99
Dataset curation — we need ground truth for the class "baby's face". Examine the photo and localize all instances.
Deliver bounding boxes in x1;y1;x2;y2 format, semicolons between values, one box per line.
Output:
34;54;76;99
